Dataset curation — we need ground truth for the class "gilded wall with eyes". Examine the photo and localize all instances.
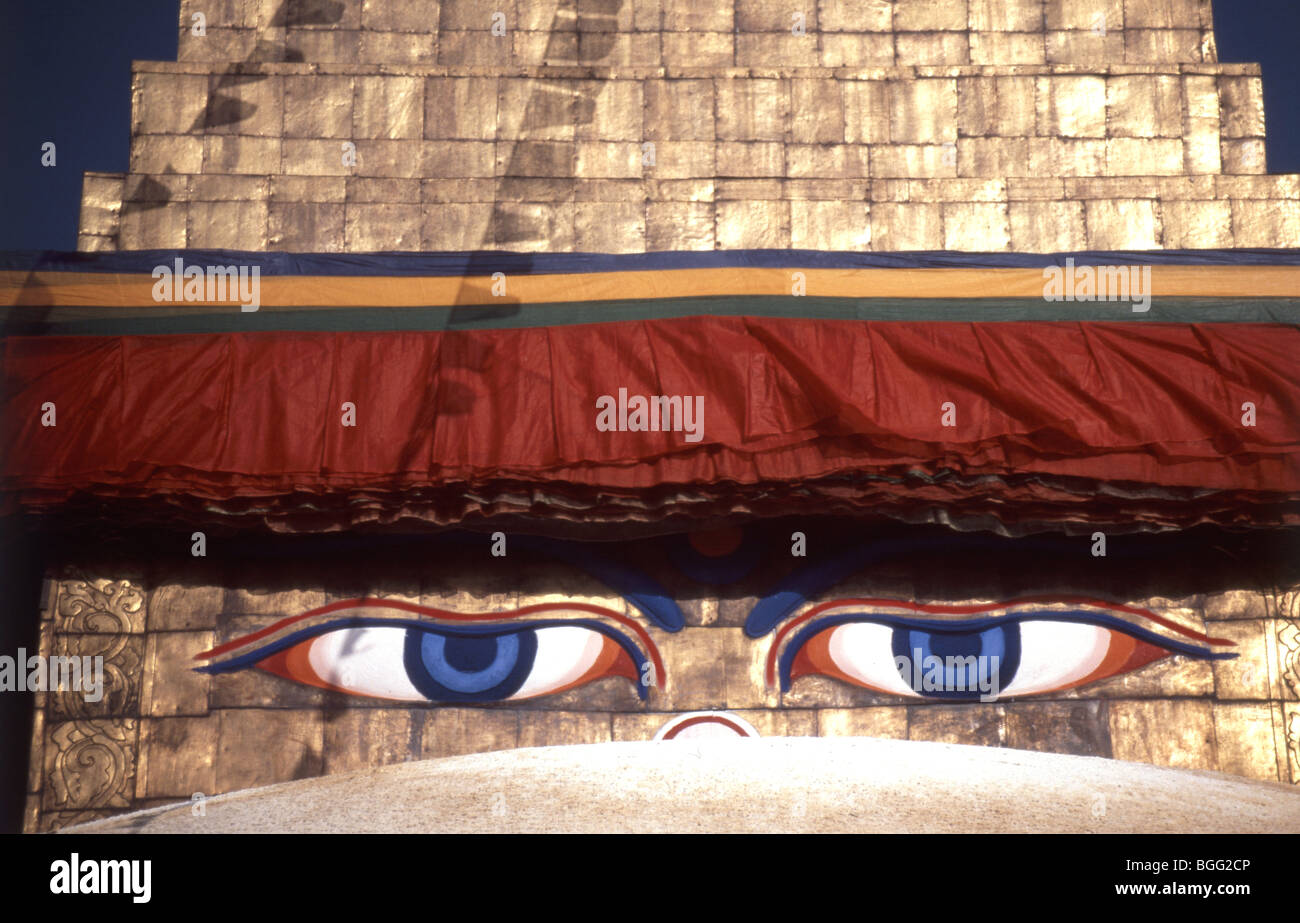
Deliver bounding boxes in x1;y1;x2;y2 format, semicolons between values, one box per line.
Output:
22;524;1300;831
36;0;1300;831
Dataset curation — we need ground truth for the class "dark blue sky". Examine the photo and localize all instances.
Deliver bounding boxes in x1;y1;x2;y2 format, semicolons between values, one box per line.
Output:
0;0;1297;251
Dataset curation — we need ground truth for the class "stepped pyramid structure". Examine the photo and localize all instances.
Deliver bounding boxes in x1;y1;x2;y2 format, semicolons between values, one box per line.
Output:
78;0;1299;254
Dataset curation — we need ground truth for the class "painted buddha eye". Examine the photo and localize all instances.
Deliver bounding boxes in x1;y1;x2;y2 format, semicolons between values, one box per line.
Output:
196;599;662;704
772;598;1235;701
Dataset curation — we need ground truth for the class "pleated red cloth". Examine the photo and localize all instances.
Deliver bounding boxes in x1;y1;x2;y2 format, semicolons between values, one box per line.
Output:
3;317;1297;533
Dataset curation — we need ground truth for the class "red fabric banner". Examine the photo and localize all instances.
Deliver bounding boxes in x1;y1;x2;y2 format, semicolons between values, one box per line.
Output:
3;317;1297;531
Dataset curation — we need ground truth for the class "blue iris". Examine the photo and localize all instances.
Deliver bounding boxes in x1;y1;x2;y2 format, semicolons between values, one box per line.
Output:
402;628;537;702
891;623;1021;700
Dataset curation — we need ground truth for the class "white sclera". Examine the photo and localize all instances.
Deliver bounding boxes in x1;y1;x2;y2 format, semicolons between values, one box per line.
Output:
509;626;606;700
826;622;917;697
998;620;1111;697
308;626;425;701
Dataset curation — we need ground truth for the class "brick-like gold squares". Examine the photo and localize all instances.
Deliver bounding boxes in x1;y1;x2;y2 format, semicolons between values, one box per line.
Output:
215;709;323;793
136;716;218;799
818;707;909;739
141;631;214;717
1109;700;1217;770
1037;76;1107;138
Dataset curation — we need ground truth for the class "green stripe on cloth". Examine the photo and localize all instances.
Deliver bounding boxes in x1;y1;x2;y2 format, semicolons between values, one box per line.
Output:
4;296;1299;336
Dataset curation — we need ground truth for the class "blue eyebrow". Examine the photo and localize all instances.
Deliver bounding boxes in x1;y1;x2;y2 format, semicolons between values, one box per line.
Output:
743;534;1182;638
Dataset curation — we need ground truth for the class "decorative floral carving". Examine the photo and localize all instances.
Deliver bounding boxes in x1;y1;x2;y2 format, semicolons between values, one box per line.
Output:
44;719;136;811
1279;620;1300;700
55;578;145;634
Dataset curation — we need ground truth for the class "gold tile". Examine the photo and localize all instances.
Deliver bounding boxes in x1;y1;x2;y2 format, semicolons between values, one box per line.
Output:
611;713;666;741
1125;0;1204;29
130;134;204;174
136;716;218;799
1002;700;1110;756
422;707;520;758
817;706;909;739
644;81;715;141
969;0;1044;31
1045;0;1122;31
791;200;872;250
942;201;1010;251
718;627;779;709
889;79;957;144
425;140;496;177
190;174;266;201
730;708;818;737
790;80;845;144
909;704;1005;747
843;80;891;144
1045;29;1126;64
576;79;642;142
646;201;715;250
893;0;968;31
958;137;1030;177
871;201;943;249
188;200;269;250
1220;139;1267;174
1230;199;1300;248
574;201;645;251
662;32;734;67
361;0;438;31
516;710;612;748
1107;75;1182;137
1213;704;1283;782
497;78;576;142
272;174;347;203
662;0;732;32
353;75;424;140
1010;200;1087;250
203;135;281;175
1085;198;1160;249
358;31;432;65
1109;700;1217;770
141;631;214;717
871;143;956;178
716;79;788;143
716;142;784;177
653;627;728;711
820;0;892;31
437;30;514;66
896;31;970;65
425;77;499;140
1106;138;1184;175
322;710;419;774
1161;199;1232;248
492;201;577;250
716;199;789;248
1037;75;1107;138
270;202;345;250
819;33;896;67
574;142;642;178
133;72;210;135
1125;28;1203;63
215;709;322;793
